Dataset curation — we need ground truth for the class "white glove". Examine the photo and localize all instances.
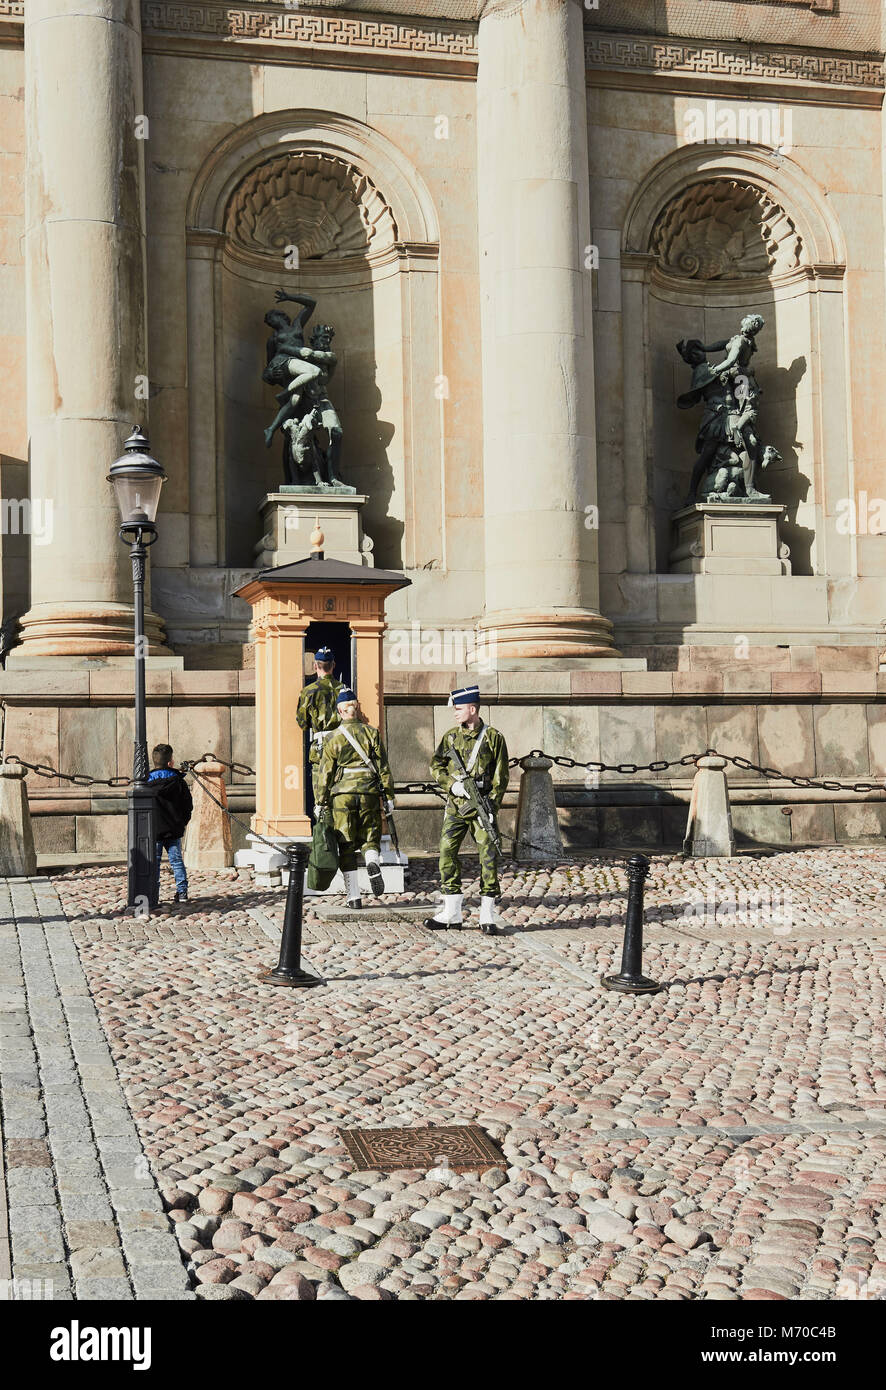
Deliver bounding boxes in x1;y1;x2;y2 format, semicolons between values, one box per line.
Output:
312;805;320;820
384;799;395;816
451;779;468;799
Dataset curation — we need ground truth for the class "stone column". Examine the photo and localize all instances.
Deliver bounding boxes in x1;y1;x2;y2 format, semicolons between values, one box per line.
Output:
186;230;225;568
17;0;167;658
476;0;616;660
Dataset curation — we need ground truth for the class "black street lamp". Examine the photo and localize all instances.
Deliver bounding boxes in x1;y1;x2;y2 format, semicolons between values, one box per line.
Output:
107;426;167;911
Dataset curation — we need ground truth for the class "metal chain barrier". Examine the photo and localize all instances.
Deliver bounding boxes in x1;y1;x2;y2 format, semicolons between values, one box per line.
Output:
4;745;883;797
6;744;883;903
0;751;256;789
509;747;886;796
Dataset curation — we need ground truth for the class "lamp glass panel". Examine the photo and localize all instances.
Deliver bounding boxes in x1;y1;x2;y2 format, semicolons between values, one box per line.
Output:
112;472;164;524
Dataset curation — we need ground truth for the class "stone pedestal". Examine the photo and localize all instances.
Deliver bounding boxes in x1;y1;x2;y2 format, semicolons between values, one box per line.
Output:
683;756;735;858
254;492;370;570
669;503;791;576
515;754;563;862
0;765;37;877
183;760;233;869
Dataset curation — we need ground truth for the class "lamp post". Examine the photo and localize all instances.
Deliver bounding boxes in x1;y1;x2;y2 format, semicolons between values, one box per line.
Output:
107;426;167;911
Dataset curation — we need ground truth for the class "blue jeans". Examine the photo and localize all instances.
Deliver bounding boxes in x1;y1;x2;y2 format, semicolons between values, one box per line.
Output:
155;838;188;896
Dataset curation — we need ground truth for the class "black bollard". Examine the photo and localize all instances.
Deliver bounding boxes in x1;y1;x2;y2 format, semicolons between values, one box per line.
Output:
261;843;325;988
601;853;662;995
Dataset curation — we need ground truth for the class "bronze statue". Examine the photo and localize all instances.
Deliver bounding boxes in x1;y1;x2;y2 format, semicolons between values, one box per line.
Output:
676;314;780;505
262;290;346;489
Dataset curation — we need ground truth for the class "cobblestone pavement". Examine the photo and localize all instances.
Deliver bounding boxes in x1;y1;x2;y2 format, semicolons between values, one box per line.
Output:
0;878;193;1301
4;849;886;1301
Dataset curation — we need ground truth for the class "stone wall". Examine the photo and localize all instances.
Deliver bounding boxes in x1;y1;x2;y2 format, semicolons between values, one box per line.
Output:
4;655;884;860
0;668;255;857
385;657;886;852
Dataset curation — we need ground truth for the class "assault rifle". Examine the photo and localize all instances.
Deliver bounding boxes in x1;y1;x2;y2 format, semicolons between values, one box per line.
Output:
448;743;503;857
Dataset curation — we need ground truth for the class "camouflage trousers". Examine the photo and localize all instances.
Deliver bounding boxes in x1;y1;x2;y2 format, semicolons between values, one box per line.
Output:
308;735;333;802
309;759;324;805
331;793;382;871
439;807;500;897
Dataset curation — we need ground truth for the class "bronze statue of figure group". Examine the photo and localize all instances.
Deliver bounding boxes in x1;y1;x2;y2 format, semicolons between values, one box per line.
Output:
676;313;781;506
262;290;346;489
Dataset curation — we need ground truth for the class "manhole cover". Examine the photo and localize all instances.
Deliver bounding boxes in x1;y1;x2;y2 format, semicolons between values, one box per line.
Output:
338;1124;505;1173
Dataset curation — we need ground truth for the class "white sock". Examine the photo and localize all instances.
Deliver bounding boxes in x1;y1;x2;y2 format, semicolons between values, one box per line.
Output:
479;896;498;925
365;848;381;866
344;869;361;901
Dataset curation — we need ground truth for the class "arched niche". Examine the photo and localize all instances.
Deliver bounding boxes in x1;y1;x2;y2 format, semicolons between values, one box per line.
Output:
184;111;441;574
619;147;849;581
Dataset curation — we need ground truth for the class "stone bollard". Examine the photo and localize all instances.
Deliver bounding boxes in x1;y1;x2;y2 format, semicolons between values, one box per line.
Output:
515;753;563;861
183;759;234;869
0;763;38;877
683;755;735;857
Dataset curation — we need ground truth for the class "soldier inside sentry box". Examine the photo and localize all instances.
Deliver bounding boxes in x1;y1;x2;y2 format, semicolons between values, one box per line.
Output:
425;684;509;935
314;687;395;910
295;644;344;805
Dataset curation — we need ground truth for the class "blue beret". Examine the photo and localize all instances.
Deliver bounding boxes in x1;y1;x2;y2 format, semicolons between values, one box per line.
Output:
314;647;334;663
336;687;357;705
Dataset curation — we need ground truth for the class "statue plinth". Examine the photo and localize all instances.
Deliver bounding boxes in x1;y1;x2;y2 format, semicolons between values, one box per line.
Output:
254;491;372;569
669;502;791;576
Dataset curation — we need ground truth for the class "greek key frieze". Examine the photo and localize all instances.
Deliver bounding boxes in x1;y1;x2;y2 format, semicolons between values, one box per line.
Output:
141;3;477;58
585;34;884;89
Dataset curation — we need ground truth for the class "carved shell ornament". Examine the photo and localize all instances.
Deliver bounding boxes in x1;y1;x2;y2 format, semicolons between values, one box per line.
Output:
225;152;398;260
651;179;804;279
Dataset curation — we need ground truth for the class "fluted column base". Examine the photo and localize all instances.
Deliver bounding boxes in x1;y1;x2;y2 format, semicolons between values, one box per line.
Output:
477;608;620;662
8;602;171;659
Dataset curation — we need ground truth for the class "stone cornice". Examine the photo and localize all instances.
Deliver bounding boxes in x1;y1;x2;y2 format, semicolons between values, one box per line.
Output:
585;30;885;94
0;0;23;40
141;2;478;71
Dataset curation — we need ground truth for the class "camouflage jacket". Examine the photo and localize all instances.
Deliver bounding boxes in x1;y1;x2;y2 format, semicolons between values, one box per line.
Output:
315;719;395;803
430;723;509;810
296;675;343;761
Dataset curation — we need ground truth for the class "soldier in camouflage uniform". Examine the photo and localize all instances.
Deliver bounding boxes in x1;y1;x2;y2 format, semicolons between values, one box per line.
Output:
426;684;509;934
314;687;395;909
295;645;343;804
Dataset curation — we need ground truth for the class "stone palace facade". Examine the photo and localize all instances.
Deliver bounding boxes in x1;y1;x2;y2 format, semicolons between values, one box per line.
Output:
1;0;885;856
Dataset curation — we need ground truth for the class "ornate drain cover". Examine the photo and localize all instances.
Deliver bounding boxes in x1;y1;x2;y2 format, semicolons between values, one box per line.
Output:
338;1124;505;1174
